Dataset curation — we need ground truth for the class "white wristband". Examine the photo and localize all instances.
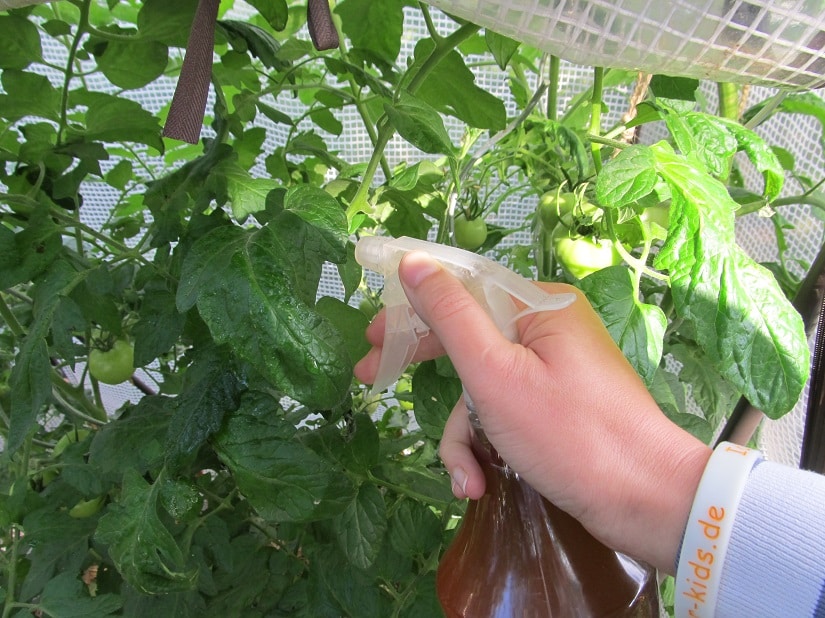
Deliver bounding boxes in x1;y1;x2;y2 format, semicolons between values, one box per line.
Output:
675;441;762;618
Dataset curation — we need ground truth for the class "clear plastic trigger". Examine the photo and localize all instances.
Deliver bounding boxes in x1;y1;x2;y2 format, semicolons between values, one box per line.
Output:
370;273;430;395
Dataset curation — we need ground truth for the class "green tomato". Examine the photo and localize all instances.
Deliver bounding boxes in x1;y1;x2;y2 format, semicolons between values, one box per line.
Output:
89;339;135;385
552;227;622;280
53;428;91;457
454;215;488;251
538;190;577;231
69;495;105;518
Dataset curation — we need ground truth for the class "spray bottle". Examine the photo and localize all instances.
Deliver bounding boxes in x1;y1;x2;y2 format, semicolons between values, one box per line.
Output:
356;235;660;617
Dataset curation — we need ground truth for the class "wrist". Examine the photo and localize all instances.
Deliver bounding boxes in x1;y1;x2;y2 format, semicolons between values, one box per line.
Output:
608;416;712;574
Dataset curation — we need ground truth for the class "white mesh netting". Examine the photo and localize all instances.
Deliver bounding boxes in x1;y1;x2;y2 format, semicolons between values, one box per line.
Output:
18;1;825;469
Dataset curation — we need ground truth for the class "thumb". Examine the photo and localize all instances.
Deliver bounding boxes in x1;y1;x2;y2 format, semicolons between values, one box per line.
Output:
398;251;512;395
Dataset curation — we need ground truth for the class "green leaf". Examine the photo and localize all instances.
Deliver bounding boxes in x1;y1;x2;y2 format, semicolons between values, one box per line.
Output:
669;342;740;430
340;412;380;475
712;116;784;201
0;70;61;122
136;0;199;47
652;143;809;418
9;262;84;452
214;159;279;221
389;499;441;557
384;92;454;155
334;483;387;569
38;572;122;617
315;297;371;364
105;159;134;190
335;0;405;63
95;470;198;594
410;39;506;131
485;29;519;70
246;0;289;30
67;92;164;153
309;108;344;136
649;75;699;101
213;394;356;521
96;36;168;90
337;241;362;302
218;20;286;69
176;224;351;409
164;346;242;471
19;510;95;601
89;396;171;480
412;360;462;439
132;290;186;367
0;213;63;288
281;184;349;263
0;14;42;70
372;464;453;506
595;145;658;208
577;266;666;386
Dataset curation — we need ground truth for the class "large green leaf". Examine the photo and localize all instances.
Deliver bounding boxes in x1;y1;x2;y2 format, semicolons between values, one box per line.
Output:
0;14;42;70
577;266;666;386
246;0;289;30
213;395;356;522
412;360;462;440
0;70;61;122
89;396;171;480
131;290;187;367
176;224;351;409
66;91;164;153
410;39;506;131
37;572;122;617
384;92;455;155
164;346;243;471
335;0;405;63
96;35;169;90
595;145;658;208
95;470;198;594
652;143;809;418
333;482;387;569
136;0;199;47
9;261;85;453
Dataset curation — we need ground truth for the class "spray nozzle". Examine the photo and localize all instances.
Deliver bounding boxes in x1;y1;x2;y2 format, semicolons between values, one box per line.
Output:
355;236;576;394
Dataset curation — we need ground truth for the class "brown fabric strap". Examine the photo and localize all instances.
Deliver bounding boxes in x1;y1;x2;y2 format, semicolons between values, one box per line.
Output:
162;0;221;144
307;0;339;51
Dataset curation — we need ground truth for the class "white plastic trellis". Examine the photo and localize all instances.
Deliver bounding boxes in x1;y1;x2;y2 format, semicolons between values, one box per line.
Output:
5;2;824;470
421;0;825;91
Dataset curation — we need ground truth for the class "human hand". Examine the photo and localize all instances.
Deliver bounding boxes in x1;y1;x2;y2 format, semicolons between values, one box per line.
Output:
354;251;710;574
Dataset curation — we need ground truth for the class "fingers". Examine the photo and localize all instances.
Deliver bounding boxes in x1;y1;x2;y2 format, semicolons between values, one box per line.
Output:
440;399;485;500
397;252;514;400
353;308;448;385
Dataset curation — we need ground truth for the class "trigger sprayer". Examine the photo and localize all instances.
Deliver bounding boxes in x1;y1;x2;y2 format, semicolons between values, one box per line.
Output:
354;235;576;394
355;235;661;618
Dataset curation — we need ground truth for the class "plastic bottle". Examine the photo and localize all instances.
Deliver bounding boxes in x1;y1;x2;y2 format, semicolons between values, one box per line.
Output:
437;407;660;617
355;236;660;617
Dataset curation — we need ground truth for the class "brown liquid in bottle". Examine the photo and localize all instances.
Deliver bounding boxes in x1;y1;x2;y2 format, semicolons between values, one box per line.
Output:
437;429;660;617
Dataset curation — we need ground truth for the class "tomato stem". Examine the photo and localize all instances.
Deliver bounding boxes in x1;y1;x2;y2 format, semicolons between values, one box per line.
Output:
589;67;605;173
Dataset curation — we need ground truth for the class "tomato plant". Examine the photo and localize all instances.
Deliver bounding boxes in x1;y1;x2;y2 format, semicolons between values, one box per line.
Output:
0;1;820;616
88;340;135;385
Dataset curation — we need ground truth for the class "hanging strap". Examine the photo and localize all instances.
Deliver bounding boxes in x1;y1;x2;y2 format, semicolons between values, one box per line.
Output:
163;1;339;144
307;0;339;51
162;0;221;144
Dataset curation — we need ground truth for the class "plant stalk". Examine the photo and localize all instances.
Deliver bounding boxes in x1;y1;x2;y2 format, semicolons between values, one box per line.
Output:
589;67;604;173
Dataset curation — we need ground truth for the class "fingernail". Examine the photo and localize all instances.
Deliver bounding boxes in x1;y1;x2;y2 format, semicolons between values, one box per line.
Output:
401;251;441;288
450;467;468;498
